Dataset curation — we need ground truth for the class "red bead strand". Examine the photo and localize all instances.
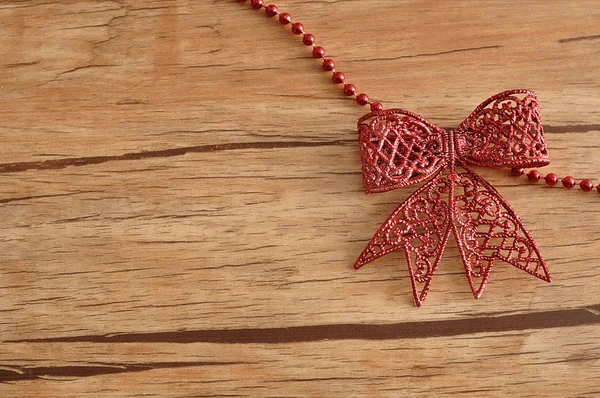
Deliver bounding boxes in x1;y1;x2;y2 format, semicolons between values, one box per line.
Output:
370;102;383;112
291;22;304;35
265;4;278;16
563;177;577;189
244;1;592;188
511;168;525;176
332;72;345;84
511;168;597;194
343;84;356;96
544;173;559;186
279;12;291;25
526;170;541;183
322;59;335;71
356;93;369;106
580;179;594;192
312;46;325;58
302;33;315;46
240;1;380;110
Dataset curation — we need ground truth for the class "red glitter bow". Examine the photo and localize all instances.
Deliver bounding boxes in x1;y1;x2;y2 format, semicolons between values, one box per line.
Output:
354;89;552;306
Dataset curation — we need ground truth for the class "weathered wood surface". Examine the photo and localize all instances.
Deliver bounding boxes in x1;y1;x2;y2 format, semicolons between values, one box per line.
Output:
1;0;599;396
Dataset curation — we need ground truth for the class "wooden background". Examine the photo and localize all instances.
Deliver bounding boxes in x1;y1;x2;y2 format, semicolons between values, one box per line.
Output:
1;0;599;396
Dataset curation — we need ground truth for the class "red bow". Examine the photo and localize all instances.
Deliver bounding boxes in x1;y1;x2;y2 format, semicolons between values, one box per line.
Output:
354;89;551;306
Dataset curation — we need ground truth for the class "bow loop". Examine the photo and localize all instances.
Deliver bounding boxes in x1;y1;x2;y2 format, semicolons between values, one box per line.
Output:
454;89;549;168
358;110;447;194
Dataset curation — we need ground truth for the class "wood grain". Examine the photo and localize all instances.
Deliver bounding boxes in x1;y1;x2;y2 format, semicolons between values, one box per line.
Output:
1;0;599;396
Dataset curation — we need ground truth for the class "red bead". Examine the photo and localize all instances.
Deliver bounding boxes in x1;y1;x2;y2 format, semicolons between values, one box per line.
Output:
251;0;263;9
265;4;278;16
526;170;541;183
279;13;291;25
343;84;356;96
312;46;325;58
302;34;315;46
580;179;594;192
370;102;383;112
356;93;369;106
322;59;335;71
545;173;559;186
332;72;345;84
562;176;576;189
291;22;304;34
511;168;525;176
597;185;600;194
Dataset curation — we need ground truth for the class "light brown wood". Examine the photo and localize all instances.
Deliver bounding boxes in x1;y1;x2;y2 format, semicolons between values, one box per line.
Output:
1;0;599;396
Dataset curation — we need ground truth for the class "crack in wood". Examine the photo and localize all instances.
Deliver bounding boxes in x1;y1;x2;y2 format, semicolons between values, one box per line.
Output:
543;124;600;134
0;361;247;382
0;140;353;174
347;45;502;63
558;34;600;43
9;304;600;344
0;191;98;204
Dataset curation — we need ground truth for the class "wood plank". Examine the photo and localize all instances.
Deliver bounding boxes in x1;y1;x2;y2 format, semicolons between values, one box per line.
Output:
1;1;598;162
2;325;600;396
1;151;600;341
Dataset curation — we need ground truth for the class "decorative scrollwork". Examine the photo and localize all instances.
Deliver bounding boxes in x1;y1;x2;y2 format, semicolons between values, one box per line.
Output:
354;171;451;306
452;165;551;298
358;110;447;194
355;90;551;306
455;90;549;168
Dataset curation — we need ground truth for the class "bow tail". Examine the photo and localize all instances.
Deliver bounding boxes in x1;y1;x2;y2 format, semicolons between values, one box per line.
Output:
451;164;551;299
354;170;452;307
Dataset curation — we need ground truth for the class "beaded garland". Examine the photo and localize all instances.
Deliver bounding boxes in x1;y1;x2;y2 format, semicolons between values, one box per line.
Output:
236;0;593;306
